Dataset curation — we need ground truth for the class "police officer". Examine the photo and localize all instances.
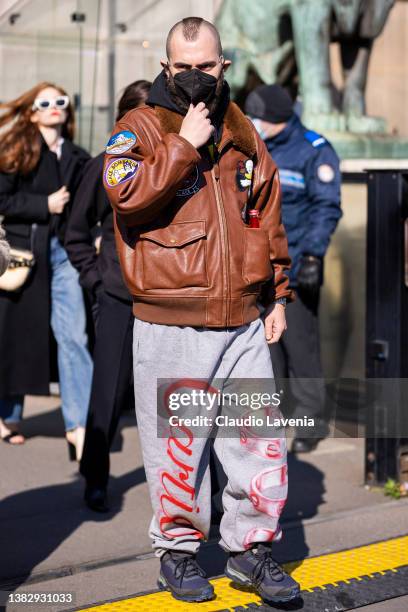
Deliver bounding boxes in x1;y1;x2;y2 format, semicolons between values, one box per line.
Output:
245;84;342;453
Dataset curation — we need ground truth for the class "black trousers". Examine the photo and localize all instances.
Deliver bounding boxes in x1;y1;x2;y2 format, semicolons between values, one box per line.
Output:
80;292;134;488
269;288;328;436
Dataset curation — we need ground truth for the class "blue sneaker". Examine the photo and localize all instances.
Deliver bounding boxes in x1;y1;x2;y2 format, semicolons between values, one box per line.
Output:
225;544;300;603
158;551;214;602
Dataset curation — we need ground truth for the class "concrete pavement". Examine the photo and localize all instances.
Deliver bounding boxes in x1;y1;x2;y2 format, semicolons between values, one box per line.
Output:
1;395;408;611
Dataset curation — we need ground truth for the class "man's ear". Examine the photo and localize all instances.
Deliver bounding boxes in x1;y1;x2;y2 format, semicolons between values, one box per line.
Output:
160;59;169;73
222;59;232;73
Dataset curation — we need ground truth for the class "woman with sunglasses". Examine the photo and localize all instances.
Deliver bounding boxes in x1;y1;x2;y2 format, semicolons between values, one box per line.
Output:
0;82;93;456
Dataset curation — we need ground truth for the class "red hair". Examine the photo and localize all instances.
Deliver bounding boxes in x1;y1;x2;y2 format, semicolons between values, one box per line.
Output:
0;82;75;175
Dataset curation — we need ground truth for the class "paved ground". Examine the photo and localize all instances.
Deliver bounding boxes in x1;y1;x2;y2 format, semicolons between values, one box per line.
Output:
364;597;408;611
1;396;408;611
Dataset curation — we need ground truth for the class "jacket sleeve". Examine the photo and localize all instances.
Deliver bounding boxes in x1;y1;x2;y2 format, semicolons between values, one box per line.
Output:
251;130;294;305
65;156;104;294
0;224;10;276
103;112;201;226
0;172;49;223
301;145;342;257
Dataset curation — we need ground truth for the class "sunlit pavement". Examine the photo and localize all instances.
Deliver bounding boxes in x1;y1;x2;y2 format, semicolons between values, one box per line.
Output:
1;396;408;611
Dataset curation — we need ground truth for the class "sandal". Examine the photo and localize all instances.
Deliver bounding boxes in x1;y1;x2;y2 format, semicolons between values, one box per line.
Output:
0;420;25;445
66;426;85;462
2;431;25;444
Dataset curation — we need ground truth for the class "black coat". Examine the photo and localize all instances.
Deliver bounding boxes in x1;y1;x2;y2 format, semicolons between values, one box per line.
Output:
65;153;131;303
0;138;90;398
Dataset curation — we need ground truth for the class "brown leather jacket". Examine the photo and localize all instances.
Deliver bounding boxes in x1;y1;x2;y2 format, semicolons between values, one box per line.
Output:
104;101;293;327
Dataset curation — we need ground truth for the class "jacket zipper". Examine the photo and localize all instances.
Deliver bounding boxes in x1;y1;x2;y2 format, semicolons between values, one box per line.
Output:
211;160;230;327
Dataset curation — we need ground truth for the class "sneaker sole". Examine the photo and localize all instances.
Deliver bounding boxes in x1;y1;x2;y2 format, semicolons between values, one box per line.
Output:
157;574;214;602
225;564;300;604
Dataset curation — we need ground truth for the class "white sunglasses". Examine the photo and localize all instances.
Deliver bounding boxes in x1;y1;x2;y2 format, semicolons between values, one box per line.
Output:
32;95;70;111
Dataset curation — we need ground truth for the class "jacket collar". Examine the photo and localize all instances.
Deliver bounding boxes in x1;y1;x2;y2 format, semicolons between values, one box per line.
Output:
39;132;79;163
154;101;257;158
265;114;299;148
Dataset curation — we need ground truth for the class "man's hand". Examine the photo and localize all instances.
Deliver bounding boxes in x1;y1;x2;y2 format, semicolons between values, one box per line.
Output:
179;102;215;149
264;303;287;344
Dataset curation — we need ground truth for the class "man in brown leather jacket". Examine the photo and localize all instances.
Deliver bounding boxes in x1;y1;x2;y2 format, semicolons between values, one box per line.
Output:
104;17;299;606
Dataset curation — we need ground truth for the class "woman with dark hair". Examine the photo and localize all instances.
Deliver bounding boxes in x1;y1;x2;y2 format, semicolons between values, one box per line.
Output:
0;82;93;454
116;79;151;119
65;79;151;511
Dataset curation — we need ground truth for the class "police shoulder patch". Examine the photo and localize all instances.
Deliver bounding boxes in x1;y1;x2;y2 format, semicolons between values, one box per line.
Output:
104;158;140;188
304;130;326;148
106;130;136;154
317;164;335;183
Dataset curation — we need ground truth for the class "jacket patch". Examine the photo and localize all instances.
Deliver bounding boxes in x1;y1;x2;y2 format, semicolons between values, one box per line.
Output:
176;165;200;197
106;130;136;154
304;129;326;148
317;164;335;183
104;158;140;188
236;159;253;191
279;169;305;190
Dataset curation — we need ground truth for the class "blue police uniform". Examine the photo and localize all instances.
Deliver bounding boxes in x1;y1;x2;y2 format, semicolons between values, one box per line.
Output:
264;114;342;446
264;114;342;285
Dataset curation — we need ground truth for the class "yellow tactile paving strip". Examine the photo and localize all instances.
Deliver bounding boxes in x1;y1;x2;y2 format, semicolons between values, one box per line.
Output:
80;535;408;611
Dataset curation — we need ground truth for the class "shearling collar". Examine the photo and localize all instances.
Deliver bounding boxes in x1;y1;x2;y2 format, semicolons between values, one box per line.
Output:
154;102;257;159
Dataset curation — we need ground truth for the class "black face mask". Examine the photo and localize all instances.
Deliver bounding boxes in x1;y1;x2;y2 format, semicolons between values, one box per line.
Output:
172;68;219;107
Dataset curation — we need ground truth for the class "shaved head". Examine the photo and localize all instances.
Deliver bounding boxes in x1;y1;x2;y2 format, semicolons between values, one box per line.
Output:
161;15;231;115
166;17;222;60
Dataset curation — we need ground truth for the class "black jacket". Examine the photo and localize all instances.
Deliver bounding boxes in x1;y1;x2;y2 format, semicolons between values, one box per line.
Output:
0;138;90;397
65;153;131;303
0;138;90;244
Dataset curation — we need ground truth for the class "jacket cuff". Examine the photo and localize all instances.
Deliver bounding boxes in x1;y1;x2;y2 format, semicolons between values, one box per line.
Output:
259;282;295;307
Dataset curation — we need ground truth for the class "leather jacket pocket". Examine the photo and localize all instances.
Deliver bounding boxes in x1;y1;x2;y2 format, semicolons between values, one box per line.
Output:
242;227;274;285
140;220;208;290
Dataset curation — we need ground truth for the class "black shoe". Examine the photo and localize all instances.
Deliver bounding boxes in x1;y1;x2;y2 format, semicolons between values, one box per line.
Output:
158;551;214;602
225;544;300;603
84;486;109;513
67;440;76;462
292;437;322;453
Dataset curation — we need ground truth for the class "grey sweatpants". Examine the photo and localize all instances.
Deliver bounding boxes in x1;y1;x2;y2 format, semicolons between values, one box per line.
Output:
133;317;287;556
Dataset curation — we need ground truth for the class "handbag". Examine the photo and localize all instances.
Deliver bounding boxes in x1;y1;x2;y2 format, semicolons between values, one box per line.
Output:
0;223;36;292
0;247;35;291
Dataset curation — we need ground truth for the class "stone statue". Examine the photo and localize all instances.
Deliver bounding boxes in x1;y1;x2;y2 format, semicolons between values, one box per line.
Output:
216;0;395;134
